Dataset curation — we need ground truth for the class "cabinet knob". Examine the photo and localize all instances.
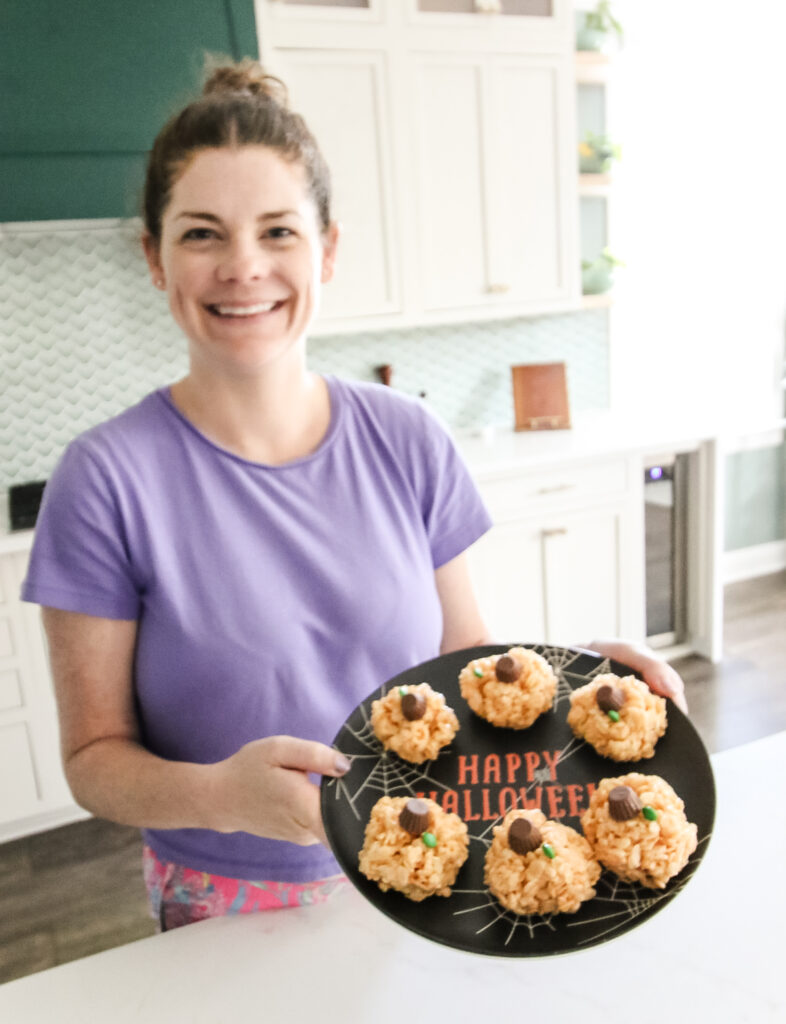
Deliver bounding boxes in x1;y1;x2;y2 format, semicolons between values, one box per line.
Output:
486;283;510;294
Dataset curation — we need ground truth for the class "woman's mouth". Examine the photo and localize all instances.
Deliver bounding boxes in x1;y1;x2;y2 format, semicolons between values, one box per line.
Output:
206;301;285;318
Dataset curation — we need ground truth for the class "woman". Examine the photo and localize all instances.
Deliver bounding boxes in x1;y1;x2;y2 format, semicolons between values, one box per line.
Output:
22;60;686;929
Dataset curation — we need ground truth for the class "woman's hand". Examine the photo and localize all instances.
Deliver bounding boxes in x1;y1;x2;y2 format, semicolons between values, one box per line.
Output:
210;736;351;846
583;638;689;714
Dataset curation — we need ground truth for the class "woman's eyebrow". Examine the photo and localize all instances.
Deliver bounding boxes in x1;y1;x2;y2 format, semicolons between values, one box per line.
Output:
174;210;300;221
175;211;221;222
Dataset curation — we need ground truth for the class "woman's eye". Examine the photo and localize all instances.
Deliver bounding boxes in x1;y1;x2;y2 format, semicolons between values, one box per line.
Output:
266;226;294;240
182;227;216;242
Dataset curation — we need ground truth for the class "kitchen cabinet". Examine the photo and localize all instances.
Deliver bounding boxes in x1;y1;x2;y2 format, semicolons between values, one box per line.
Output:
410;52;576;318
467;454;645;645
0;546;85;841
256;0;580;333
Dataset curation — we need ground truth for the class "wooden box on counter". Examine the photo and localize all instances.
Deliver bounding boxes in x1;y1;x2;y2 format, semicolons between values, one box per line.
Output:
511;362;571;431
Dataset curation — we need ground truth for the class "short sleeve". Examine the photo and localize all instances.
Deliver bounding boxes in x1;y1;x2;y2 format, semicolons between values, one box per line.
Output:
411;405;493;569
21;440;141;619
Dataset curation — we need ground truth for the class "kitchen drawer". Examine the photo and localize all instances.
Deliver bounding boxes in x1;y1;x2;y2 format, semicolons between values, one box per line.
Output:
478;459;630;522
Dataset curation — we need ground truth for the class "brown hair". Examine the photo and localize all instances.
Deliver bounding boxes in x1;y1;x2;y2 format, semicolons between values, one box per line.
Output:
143;57;332;241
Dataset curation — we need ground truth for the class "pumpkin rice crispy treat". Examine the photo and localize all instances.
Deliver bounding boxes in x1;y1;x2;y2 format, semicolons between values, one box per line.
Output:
459;647;556;729
358;796;469;901
371;682;459;763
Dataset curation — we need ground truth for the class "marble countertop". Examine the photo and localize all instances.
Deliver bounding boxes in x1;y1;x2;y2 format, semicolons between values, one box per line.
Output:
1;730;783;1024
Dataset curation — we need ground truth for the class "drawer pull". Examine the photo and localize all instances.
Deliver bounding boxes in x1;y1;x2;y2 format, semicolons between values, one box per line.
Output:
537;484;574;495
486;283;510;294
542;528;568;538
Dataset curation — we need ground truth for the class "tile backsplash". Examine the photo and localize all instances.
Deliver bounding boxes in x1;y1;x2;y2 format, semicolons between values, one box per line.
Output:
1;221;609;491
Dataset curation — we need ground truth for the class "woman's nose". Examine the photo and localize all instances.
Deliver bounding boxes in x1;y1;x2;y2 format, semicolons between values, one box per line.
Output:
217;238;273;282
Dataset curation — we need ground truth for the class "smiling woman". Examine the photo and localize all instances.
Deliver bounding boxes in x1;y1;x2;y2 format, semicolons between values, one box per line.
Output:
20;58;496;931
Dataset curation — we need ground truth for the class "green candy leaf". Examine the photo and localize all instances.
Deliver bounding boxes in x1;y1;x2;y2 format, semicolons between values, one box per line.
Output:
642;805;658;821
473;666;484;678
421;831;437;848
607;709;620;722
542;843;556;859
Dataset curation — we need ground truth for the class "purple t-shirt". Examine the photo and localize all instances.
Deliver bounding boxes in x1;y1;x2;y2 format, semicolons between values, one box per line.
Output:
22;375;491;881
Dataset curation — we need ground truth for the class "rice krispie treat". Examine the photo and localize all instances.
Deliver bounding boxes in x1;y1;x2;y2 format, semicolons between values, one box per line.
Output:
581;773;698;889
458;647;556;729
371;682;459;763
484;809;601;915
567;673;667;761
358;796;469;901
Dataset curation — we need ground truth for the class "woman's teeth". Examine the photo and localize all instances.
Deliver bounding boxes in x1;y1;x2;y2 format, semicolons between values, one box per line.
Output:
211;302;280;317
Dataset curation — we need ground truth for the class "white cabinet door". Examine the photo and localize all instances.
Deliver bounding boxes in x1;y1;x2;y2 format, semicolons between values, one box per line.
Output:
266;49;401;324
486;56;576;305
411;56;490;313
0;548;84;840
540;505;623;645
466;518;546;643
411;52;578;317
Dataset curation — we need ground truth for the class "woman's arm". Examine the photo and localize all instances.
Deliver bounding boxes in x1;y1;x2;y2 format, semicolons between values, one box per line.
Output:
433;560;688;714
434;552;491;654
42;607;349;845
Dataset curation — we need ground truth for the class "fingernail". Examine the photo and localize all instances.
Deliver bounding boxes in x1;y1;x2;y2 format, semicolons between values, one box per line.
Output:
334;754;351;775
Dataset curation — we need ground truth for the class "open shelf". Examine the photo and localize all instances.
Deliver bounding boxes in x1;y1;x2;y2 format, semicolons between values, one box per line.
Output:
574;51;612;83
578;173;612;196
580;292;614;309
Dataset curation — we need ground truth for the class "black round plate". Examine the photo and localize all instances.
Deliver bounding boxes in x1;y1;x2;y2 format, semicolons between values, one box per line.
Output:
320;644;715;957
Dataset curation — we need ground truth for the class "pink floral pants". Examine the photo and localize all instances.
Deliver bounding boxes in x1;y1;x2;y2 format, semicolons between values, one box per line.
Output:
143;844;348;931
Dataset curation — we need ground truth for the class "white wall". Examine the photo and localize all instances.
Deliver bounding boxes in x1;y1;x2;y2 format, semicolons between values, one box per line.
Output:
592;0;786;426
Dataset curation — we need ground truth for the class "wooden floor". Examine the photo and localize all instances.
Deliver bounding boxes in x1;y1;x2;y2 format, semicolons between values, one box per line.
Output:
1;570;785;985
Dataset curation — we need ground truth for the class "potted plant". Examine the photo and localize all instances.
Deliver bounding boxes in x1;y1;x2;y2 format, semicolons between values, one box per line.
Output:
576;1;624;53
581;248;624;295
578;131;621;174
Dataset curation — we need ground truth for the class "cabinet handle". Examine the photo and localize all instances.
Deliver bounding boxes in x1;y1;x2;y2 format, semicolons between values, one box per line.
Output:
537;483;574;495
486;283;510;294
541;528;568;538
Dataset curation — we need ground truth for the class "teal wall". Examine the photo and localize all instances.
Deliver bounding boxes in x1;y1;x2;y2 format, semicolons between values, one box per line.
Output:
0;1;258;221
725;443;786;551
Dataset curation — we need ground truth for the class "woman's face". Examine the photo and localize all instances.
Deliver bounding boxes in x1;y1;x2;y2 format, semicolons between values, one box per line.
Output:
144;145;338;376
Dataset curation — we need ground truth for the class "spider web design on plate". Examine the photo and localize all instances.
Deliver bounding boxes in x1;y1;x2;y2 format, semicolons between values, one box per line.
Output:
322;644;714;955
447;830;712;948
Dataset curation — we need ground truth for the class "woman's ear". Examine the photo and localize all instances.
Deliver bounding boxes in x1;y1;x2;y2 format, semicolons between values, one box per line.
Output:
320;221;341;284
142;231;166;290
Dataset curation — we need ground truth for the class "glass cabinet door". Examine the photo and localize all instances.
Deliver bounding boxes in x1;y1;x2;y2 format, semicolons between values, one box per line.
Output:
417;1;553;15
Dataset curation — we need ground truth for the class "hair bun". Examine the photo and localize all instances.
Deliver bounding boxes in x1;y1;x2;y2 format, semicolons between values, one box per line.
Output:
202;57;289;106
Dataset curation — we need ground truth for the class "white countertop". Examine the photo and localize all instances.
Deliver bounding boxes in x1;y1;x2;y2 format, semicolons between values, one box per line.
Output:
1;730;783;1024
455;406;783;480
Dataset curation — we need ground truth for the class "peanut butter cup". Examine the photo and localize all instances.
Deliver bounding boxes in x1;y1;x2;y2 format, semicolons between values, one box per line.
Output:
608;785;643;821
398;798;431;836
508;816;542;855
